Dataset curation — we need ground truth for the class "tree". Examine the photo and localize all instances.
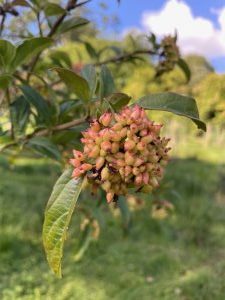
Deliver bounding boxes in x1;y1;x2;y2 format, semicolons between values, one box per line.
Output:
0;0;206;277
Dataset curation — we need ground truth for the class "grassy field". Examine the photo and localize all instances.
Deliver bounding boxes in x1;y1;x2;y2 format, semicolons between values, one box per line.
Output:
1;151;225;300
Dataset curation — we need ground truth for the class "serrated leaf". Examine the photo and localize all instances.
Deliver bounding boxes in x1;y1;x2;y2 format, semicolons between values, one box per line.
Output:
0;74;13;89
177;58;191;82
0;40;16;71
107;93;131;111
81;64;97;96
43;168;83;277
44;3;66;16
137;92;206;131
56;17;89;34
99;65;116;98
20;85;51;125
53;67;90;102
11;37;53;69
27;136;61;160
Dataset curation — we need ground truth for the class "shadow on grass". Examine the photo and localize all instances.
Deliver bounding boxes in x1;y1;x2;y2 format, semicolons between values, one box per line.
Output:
0;158;225;300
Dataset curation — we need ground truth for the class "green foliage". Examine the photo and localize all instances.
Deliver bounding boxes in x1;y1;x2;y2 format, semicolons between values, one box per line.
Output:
138;92;206;131
43;168;83;277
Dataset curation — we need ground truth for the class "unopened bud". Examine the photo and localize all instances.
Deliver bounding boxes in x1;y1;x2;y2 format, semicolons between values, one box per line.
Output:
91;120;101;132
96;157;105;170
135;174;143;186
102;180;111;192
101;141;111;152
142;172;149;185
73;150;84;161
80;163;93;171
89;145;100;158
124;139;136;151
134;158;144;167
125;152;135;165
106;191;114;203
70;158;81;168
101;167;110;181
111;142;119;154
99;112;112;127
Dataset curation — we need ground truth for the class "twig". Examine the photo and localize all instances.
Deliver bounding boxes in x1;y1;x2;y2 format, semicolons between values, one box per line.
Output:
6;88;14;139
0;13;5;37
95;49;155;66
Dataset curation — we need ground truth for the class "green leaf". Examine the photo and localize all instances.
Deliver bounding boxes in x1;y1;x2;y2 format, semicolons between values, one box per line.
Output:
177;58;191;82
10;96;30;135
20;85;51;125
0;74;13;89
81;65;97;96
0;40;16;71
44;3;66;16
137;92;206;131
99;65;116;98
43;168;83;277
11;0;30;7
11;37;53;69
56;17;89;34
107;93;131;111
53;67;90;102
84;42;98;60
50;50;72;68
27;136;61;160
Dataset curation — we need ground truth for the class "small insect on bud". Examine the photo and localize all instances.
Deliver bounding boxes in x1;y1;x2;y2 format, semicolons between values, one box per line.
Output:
102;181;111;192
99;112;112;127
96;157;105;170
101;167;110;181
101;141;111;152
89;145;100;158
80;163;93;172
70;158;81;168
124;140;136;151
106;191;114;203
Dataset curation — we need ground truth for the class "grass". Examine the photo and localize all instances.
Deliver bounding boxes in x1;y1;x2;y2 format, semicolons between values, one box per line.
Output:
1;155;225;300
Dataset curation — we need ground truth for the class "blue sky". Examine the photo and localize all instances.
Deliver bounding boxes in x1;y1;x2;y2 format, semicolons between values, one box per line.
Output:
87;0;225;72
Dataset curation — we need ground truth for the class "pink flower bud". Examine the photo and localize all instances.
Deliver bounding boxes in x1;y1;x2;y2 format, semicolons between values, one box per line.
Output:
140;129;148;137
88;145;100;158
91;120;101;132
124;166;132;177
130;105;141;119
111;142;119;154
99;112;112;127
124;140;136;151
136;141;146;151
134;158;144;167
114;114;127;125
96;157;105;170
100;128;111;141
125;152;135;165
141;135;153;144
101;167;110;181
117;159;126;167
111;123;123;131
111;132;121;142
106;191;114;203
101;141;111;152
142;172;149;185
119;127;127;139
130;123;138;133
135;174;143;186
132;167;140;176
73;150;84;161
72;168;82;178
80;163;93;172
70;158;81;168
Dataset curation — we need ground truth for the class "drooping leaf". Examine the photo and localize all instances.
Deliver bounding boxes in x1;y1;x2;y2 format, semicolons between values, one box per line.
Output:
177;58;191;82
27;136;61;160
0;74;13;89
0;40;16;71
20;85;51;125
11;0;30;7
53;67;90;102
81;64;97;96
44;3;66;16
107;93;131;111
137;92;206;131
84;42;98;60
56;17;89;34
99;65;116;98
43;168;83;277
11;37;53;69
10;96;30;134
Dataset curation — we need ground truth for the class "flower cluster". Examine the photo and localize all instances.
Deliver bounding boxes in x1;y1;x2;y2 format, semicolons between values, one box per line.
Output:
70;105;171;203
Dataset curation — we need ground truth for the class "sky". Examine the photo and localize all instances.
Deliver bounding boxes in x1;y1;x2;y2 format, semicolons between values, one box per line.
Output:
87;0;225;73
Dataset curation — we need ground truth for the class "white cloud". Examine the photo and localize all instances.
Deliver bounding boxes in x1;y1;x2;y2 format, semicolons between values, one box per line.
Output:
141;0;225;58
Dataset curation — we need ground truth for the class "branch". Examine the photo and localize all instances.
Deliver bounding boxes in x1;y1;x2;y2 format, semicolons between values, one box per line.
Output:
28;0;78;79
95;49;155;66
0;13;5;37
